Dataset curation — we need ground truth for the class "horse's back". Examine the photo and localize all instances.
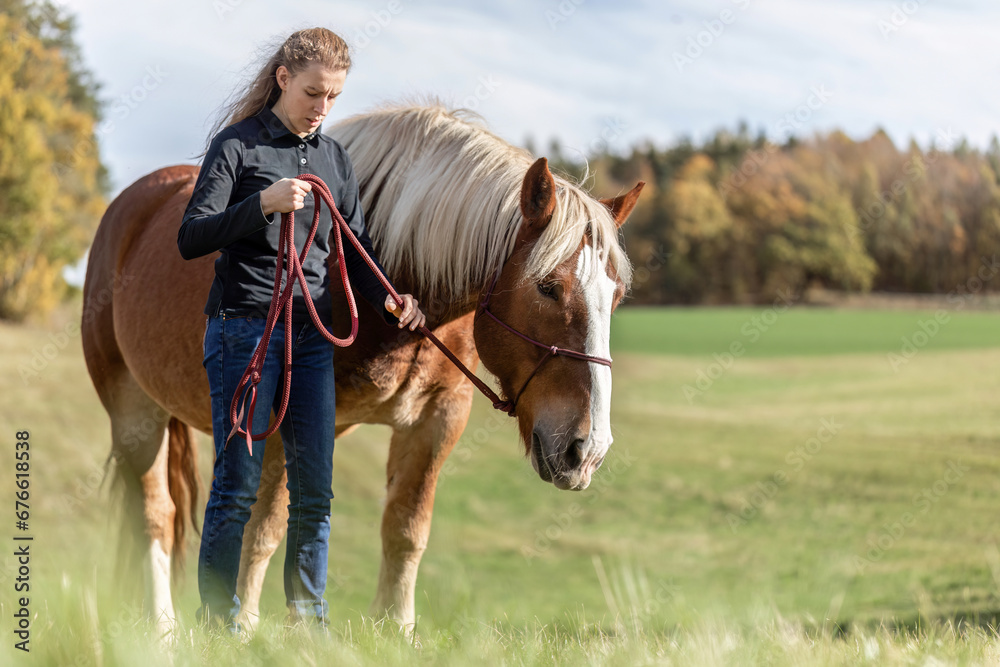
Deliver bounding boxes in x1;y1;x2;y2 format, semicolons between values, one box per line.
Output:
88;165;199;279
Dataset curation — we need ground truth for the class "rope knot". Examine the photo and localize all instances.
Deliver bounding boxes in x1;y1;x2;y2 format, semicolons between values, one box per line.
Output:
493;400;516;416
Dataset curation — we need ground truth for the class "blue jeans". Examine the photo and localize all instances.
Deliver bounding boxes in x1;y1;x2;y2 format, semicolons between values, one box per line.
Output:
198;310;335;628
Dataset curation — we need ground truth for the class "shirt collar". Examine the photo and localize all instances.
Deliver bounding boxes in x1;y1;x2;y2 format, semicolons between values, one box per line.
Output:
257;105;319;143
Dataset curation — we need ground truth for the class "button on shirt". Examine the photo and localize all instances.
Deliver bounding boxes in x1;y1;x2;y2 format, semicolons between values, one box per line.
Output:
177;106;395;326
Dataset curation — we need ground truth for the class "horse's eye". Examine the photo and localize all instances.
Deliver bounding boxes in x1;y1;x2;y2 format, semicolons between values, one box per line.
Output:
537;282;558;300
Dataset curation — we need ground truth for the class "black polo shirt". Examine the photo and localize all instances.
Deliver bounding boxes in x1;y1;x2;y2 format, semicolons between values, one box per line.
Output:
177;106;395;326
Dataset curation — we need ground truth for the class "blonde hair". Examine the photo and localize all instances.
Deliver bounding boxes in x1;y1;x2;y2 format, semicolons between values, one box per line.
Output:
205;27;351;149
330;102;633;302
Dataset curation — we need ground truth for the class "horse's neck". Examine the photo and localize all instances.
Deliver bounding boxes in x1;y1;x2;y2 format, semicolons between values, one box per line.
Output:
410;236;513;329
387;200;518;328
417;289;481;330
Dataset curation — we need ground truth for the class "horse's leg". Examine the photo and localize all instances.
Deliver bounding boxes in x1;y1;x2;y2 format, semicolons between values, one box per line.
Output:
235;428;288;631
235;422;357;628
107;374;175;638
371;388;472;630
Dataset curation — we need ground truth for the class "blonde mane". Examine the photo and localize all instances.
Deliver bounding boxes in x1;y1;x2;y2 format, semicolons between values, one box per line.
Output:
329;102;632;302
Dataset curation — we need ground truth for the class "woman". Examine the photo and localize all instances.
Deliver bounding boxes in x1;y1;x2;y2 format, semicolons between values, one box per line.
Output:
177;27;425;633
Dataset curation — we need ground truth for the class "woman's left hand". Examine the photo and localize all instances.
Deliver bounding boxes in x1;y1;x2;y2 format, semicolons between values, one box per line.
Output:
385;294;426;331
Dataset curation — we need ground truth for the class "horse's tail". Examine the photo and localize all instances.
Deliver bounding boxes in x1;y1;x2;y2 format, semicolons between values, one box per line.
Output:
167;416;201;580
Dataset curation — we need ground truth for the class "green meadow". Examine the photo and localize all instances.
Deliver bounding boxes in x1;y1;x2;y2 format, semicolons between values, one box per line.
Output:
4;302;1000;665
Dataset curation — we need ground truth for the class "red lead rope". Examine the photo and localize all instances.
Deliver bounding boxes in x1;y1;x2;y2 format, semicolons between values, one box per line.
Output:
227;173;513;455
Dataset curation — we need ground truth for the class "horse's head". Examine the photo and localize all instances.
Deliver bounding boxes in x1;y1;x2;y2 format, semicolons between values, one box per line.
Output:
474;157;644;490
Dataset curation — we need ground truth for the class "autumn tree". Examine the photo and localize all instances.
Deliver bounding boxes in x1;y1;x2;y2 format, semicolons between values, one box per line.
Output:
574;121;1000;304
0;0;106;320
658;154;738;303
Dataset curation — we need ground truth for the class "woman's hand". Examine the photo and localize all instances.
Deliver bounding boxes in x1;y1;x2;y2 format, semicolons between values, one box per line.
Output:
260;178;312;216
385;294;426;331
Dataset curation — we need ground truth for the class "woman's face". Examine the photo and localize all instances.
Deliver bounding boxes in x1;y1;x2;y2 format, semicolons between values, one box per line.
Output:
273;63;347;137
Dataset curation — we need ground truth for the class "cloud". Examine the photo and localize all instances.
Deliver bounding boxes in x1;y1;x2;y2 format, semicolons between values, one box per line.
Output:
60;0;1000;198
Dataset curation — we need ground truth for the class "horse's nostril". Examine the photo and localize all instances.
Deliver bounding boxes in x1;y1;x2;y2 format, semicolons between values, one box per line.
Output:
564;439;585;470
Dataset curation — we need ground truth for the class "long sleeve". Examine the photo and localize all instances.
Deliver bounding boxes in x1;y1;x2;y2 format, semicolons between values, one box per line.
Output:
177;129;275;260
337;155;399;325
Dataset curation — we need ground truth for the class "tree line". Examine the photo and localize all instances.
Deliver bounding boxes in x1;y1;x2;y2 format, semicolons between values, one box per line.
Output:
549;126;1000;305
5;0;1000;321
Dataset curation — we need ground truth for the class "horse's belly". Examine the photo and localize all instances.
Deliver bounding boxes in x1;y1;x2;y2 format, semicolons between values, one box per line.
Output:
114;197;216;432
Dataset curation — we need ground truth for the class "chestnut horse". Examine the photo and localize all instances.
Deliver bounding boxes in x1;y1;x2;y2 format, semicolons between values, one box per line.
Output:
81;103;643;636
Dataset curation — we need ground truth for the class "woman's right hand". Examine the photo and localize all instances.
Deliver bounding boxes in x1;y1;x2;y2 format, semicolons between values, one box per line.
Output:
260;178;312;216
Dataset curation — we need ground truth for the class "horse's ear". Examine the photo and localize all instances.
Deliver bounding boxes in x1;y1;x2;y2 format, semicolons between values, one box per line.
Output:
520;157;557;229
600;181;645;228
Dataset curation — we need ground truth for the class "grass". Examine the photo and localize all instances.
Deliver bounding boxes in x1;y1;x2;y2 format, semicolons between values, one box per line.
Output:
611;305;1000;357
5;302;1000;664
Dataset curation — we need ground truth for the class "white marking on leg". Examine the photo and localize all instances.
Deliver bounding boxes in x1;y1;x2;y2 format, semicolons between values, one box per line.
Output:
148;538;176;636
373;553;420;632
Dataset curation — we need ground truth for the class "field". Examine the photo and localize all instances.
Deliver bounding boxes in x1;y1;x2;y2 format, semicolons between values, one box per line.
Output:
4;301;1000;665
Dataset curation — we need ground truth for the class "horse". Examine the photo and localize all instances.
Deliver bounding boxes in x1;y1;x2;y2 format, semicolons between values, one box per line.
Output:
81;102;644;636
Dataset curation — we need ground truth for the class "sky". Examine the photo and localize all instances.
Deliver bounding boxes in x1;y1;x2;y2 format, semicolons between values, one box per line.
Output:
56;0;1000;281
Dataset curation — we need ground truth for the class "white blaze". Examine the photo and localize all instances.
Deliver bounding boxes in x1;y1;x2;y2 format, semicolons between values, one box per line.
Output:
576;245;616;458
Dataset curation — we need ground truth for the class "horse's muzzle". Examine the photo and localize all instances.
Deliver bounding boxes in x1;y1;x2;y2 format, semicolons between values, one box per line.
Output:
530;428;604;491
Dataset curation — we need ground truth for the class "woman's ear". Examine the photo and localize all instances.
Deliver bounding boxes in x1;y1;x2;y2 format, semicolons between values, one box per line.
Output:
275;65;289;91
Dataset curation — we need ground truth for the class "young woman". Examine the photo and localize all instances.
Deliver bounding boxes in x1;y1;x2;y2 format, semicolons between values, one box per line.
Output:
177;27;425;632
